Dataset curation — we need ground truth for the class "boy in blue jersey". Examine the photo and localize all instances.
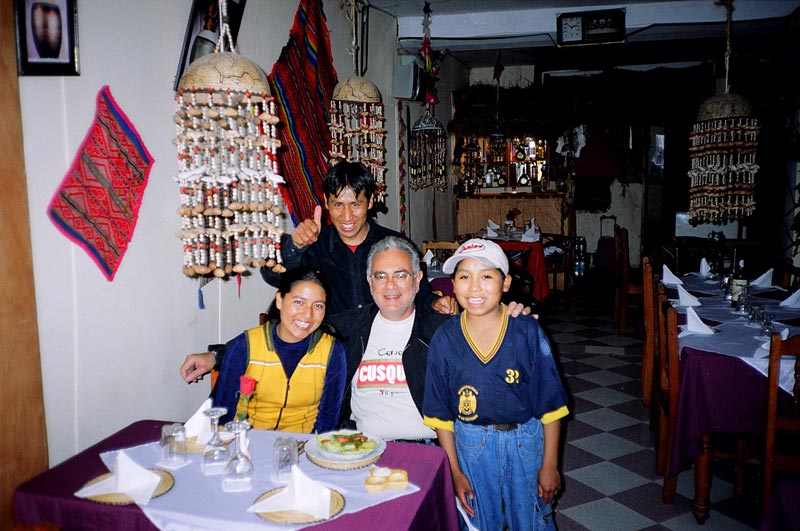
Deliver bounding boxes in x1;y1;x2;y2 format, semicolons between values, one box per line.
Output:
423;239;569;531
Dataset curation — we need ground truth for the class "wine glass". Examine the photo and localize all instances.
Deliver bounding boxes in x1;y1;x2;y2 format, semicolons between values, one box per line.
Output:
202;407;229;476
222;420;254;492
759;313;775;340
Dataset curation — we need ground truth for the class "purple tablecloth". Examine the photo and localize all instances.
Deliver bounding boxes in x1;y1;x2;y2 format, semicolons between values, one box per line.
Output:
760;479;800;531
14;420;459;531
669;349;770;477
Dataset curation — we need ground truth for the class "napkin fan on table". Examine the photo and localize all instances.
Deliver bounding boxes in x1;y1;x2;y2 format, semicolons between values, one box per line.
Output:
662;264;683;285
750;268;774;287
676;285;701;307
700;258;711;277
74;451;161;505
780;289;800;308
184;398;214;445
248;465;331;519
678;306;716;337
486;225;498;238
422;250;434;268
520;219;540;242
487;219;500;230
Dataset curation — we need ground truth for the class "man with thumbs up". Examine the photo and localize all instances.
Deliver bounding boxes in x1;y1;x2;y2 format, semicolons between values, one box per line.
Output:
261;161;456;316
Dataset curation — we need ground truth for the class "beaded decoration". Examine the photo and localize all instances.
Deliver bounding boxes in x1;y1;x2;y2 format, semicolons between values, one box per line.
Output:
173;0;286;278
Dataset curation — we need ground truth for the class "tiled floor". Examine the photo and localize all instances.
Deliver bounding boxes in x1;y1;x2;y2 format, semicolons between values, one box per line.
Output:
542;283;762;531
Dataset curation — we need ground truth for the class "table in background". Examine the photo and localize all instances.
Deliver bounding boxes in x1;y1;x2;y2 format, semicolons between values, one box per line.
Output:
14;420;459;531
429;240;549;303
665;277;798;524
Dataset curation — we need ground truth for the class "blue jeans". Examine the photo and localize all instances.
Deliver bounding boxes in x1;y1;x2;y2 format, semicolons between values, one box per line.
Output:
454;418;555;531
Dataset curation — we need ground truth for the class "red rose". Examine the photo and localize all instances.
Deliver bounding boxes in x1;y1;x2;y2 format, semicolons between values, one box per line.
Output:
240;375;257;396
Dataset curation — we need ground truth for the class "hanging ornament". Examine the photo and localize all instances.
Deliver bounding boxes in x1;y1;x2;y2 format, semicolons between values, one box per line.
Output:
329;0;387;202
688;0;759;225
410;108;447;191
173;0;286;278
408;2;448;192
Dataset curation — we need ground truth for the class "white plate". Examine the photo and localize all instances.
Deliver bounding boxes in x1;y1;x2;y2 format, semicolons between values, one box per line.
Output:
306;430;386;463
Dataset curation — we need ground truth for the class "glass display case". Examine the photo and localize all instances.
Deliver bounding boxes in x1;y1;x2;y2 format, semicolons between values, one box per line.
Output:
457;134;549;194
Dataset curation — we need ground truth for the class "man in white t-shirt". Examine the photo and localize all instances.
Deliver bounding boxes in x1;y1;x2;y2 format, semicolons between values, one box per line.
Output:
331;236;447;442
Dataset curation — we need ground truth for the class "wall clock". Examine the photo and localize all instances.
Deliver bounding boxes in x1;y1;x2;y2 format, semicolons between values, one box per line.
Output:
557;9;626;46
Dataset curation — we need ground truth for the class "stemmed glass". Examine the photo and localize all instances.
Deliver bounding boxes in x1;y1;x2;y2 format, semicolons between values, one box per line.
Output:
747;303;764;328
201;407;229;476
222;420;254;492
759;313;776;340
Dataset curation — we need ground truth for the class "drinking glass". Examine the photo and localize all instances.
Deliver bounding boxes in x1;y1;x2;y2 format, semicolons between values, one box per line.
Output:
747;303;763;328
271;437;298;484
222;420;254;492
159;423;187;468
759;313;775;339
202;407;229;475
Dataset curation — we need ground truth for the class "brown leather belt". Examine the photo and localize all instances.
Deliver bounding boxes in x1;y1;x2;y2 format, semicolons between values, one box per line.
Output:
490;423;518;431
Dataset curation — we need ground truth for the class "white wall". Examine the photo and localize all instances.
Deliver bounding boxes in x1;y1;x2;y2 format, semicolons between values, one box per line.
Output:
19;0;397;465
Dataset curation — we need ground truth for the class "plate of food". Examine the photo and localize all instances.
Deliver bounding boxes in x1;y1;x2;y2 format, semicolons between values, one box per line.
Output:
304;430;386;469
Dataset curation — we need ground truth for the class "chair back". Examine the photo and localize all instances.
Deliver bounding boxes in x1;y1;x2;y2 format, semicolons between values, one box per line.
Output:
655;294;681;501
641;256;659;409
780;257;800;292
421;240;460;265
762;332;800;515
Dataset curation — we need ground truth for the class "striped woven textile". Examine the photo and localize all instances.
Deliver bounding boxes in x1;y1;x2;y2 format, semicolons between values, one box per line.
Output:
47;86;153;281
268;0;338;224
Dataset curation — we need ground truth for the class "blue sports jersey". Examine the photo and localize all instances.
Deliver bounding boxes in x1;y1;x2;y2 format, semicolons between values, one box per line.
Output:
423;307;568;428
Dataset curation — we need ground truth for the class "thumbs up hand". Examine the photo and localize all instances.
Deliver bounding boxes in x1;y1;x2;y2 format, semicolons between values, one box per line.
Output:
291;205;323;249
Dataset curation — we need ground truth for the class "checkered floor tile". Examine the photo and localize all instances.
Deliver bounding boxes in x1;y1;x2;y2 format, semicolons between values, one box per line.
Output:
541;287;761;530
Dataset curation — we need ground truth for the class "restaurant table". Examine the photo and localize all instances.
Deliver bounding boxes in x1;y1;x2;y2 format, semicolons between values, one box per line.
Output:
663;275;798;524
428;238;549;303
14;420;459;531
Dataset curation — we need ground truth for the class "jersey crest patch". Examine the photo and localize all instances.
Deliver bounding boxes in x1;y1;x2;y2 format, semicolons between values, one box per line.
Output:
457;385;479;421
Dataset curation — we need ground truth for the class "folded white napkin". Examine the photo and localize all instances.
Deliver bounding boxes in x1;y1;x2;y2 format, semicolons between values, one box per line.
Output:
662;264;683;285
679;306;715;337
759;326;790;351
74;452;161;505
780;289;800;308
676;285;701;307
184;398;213;445
248;465;331;519
750;268;773;287
700;258;711;277
422;249;434;266
487;219;500;230
486;225;498;238
520;226;539;243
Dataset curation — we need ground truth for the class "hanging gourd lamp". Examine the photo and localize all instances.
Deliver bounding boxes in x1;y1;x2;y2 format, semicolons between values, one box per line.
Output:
173;0;286;278
688;0;759;225
329;0;387;202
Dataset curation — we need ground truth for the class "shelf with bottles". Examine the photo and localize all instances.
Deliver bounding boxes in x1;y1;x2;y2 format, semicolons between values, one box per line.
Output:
455;135;550;195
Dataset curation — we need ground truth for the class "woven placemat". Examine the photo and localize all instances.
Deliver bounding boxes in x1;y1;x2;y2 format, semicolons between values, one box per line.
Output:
306;451;382;470
254;487;345;524
186;433;233;454
79;469;174;505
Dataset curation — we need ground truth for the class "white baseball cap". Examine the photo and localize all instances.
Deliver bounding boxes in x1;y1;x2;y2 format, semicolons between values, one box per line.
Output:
442;239;509;275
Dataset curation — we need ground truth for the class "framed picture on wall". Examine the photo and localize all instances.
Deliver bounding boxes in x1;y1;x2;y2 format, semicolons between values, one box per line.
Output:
15;0;80;76
173;0;247;90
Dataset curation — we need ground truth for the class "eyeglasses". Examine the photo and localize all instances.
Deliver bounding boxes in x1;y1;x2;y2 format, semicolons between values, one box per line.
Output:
369;271;413;284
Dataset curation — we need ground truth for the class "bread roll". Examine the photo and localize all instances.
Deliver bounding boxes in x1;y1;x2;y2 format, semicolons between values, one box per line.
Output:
364;475;387;493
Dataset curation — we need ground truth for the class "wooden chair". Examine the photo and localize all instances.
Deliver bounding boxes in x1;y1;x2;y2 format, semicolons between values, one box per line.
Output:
655;295;679;496
779;257;800;292
209;312;269;391
614;225;643;336
421;240;460;265
641;256;660;409
541;233;574;293
762;333;800;517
